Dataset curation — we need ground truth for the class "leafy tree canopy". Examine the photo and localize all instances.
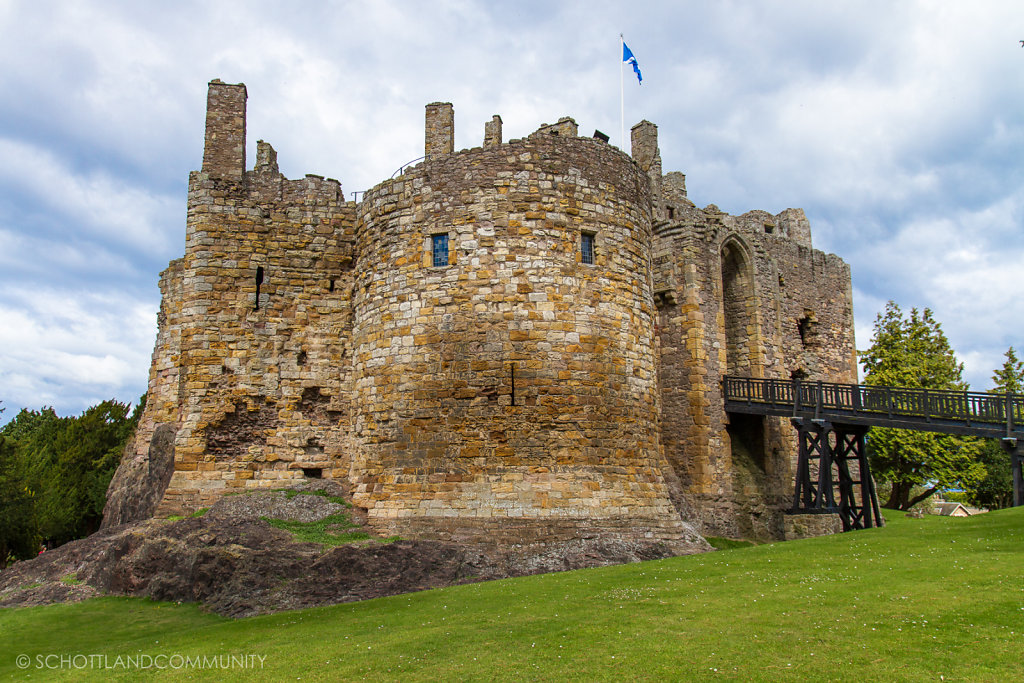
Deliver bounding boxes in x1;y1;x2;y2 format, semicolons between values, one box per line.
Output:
860;301;967;390
1;406;62;443
991;346;1024;395
963;347;1024;510
859;302;982;510
0;395;144;565
0;433;38;567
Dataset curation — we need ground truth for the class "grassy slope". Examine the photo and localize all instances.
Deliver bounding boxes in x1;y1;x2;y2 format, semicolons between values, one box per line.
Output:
1;508;1022;682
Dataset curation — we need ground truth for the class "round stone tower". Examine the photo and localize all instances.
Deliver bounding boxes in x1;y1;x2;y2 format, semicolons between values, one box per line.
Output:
350;111;688;545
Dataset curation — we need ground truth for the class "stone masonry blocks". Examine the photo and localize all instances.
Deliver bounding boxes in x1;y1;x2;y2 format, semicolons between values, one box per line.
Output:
202;80;247;180
425;102;454;160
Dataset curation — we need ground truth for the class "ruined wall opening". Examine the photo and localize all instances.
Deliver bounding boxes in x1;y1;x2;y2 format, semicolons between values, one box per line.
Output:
206;401;278;462
727;413;766;471
721;238;756;377
797;311;818;348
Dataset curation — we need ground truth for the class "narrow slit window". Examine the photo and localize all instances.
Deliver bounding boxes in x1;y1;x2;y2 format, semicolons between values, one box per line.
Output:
581;232;595;265
432;234;449;267
254;266;265;311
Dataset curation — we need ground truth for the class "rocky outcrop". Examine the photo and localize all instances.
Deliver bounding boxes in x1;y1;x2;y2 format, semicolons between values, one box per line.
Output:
3;481;711;617
101;424;176;528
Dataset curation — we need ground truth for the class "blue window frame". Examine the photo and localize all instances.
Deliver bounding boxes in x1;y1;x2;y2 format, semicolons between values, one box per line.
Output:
432;233;449;267
581;232;595;265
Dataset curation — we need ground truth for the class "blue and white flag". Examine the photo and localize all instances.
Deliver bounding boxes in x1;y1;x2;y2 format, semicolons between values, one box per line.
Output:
623;42;642;84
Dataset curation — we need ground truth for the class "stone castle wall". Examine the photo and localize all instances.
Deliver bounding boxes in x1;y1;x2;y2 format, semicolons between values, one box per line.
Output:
104;80;857;544
156;163;357;514
653;193;855;538
349;122;683;542
117;81;361;517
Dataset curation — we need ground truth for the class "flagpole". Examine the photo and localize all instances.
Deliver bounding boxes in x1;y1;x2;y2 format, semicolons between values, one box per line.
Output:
620;34;625;150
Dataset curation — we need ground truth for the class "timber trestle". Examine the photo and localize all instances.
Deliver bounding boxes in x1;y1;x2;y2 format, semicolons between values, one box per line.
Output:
791;418;883;531
723;376;1024;530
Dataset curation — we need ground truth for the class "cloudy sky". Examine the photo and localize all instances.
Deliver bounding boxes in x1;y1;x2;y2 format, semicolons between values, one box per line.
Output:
1;0;1022;422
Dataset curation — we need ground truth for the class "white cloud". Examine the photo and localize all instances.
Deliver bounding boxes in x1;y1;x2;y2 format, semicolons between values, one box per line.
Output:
0;138;177;253
1;0;1024;419
0;287;156;415
0;228;141;278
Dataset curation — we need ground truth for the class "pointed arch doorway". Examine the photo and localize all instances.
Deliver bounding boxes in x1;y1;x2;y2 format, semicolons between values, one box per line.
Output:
720;236;776;537
720;237;758;378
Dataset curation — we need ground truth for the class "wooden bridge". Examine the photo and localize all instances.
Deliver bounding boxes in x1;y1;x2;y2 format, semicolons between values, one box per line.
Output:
723;376;1024;531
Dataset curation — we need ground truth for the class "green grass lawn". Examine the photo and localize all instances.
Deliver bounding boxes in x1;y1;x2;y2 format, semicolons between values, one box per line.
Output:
2;508;1022;681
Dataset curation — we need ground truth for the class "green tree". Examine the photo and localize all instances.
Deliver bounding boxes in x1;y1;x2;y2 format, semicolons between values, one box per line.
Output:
0;401;41;566
860;302;984;510
964;347;1023;510
0;406;62;442
0;397;143;547
47;399;139;539
991;346;1024;394
5;408;69;546
0;433;39;567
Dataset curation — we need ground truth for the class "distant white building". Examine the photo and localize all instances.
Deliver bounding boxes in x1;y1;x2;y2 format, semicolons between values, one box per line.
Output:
933;501;972;517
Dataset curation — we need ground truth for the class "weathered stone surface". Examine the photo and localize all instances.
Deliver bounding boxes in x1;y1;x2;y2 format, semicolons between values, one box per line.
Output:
654;200;856;539
101;423;176;528
105;78;857;547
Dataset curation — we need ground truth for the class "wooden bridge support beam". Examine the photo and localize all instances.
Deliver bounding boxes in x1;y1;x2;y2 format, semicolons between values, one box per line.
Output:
790;418;835;513
789;418;883;531
831;426;884;530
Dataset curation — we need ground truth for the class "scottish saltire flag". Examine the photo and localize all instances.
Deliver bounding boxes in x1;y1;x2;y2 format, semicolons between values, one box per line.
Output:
623;42;642;84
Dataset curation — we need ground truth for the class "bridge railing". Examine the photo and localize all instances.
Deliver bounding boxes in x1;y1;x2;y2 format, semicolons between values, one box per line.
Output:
723;376;1024;432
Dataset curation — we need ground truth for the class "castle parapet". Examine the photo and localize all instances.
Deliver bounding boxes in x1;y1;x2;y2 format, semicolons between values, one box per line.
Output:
255;140;279;174
776;208;812;248
532;117;578;138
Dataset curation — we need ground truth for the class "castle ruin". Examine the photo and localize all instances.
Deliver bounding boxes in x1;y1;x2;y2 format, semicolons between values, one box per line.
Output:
104;80;856;545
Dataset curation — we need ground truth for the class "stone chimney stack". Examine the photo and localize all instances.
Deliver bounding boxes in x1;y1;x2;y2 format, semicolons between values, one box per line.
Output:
425;102;454;160
631;120;663;220
484;115;502;148
202;79;247;180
